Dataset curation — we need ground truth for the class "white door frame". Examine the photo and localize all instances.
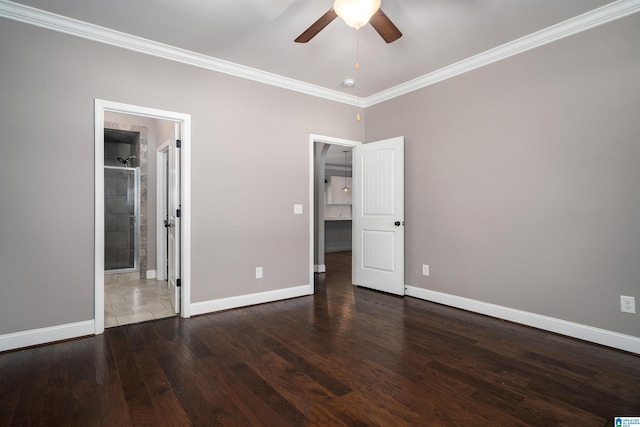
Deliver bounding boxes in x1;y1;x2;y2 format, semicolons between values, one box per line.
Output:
156;142;169;282
308;134;361;291
94;99;192;334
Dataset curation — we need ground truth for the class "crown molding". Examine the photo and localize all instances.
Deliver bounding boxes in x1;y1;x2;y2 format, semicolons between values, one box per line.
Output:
1;0;638;108
364;0;640;107
0;0;359;106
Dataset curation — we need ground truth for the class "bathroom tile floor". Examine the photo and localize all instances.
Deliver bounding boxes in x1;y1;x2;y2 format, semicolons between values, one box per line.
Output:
105;276;176;328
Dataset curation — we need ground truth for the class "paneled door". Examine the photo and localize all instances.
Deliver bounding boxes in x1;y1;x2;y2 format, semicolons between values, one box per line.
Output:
353;137;405;295
167;123;181;313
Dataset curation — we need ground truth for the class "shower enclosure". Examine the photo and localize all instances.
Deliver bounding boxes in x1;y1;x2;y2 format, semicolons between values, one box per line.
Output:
104;166;140;271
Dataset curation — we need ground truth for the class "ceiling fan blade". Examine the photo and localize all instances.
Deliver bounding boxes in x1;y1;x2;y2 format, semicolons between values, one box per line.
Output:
369;8;402;43
295;8;338;43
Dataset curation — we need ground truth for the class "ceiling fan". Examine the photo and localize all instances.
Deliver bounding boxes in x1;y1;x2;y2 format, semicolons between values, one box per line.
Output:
295;0;402;44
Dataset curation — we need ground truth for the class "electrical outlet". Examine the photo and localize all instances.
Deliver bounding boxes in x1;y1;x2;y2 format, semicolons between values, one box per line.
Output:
256;267;263;279
422;264;429;276
620;295;635;314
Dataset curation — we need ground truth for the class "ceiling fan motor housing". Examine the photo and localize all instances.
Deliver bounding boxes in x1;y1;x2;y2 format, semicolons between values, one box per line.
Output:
333;0;381;29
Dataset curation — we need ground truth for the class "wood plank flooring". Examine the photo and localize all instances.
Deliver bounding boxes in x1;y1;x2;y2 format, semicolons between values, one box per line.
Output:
1;251;638;426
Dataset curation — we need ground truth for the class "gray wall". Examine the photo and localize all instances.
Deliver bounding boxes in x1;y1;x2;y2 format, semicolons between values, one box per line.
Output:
2;10;638;342
366;13;640;337
0;19;360;335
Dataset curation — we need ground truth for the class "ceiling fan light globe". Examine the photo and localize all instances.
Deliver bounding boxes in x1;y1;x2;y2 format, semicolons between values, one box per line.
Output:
333;0;381;29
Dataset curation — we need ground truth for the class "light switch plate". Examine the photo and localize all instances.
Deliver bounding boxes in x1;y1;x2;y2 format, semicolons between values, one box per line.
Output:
294;204;303;214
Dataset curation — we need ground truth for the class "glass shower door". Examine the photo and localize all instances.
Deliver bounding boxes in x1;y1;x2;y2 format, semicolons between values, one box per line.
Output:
104;166;140;271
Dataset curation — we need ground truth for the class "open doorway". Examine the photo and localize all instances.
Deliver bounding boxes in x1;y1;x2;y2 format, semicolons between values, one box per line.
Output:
320;145;353;273
94;100;191;335
311;134;406;296
311;135;360;288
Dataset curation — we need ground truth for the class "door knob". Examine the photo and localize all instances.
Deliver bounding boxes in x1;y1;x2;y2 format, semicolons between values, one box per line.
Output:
394;221;401;226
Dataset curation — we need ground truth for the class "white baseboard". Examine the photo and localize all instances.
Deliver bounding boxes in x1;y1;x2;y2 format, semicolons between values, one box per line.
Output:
405;286;640;355
190;285;313;317
146;269;157;279
315;264;326;273
0;320;95;353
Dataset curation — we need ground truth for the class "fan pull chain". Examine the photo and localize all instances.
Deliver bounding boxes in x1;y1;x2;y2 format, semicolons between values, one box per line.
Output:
355;29;363;133
356;59;361;121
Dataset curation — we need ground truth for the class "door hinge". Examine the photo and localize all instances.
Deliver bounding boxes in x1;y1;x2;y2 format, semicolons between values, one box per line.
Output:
176;279;181;287
176;208;181;218
176;139;181;148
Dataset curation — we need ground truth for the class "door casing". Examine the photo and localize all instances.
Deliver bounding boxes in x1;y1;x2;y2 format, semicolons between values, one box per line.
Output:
94;99;192;334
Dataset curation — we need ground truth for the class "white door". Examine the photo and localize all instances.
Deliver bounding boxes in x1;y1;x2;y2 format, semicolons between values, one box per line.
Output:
353;137;405;295
168;123;181;313
156;146;168;282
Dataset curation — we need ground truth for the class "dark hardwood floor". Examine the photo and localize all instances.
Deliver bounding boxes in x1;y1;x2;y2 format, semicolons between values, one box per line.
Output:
1;251;638;426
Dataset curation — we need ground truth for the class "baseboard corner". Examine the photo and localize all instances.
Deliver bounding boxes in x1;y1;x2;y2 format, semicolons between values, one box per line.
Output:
405;285;640;355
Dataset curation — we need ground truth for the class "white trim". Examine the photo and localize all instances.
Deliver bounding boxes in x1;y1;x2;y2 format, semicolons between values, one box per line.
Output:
308;134;361;293
2;0;639;107
405;286;640;355
156;141;170;282
0;0;358;106
0;321;94;353
365;0;640;107
95;99;192;336
94;101;105;334
180;116;192;318
146;269;157;279
189;285;313;317
314;264;326;273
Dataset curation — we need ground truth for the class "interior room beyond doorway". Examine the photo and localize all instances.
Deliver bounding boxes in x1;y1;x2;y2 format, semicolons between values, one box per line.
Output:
102;111;178;327
314;138;357;277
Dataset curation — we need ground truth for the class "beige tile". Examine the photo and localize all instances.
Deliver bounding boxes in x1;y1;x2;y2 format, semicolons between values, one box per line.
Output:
104;277;177;327
123;290;158;301
118;272;141;282
106;294;127;304
105;317;118;328
117;283;144;292
104;274;120;284
107;307;133;317
116;312;154;325
153;289;171;297
105;290;126;298
142;297;170;305
109;298;149;309
129;302;167;314
152;307;176;319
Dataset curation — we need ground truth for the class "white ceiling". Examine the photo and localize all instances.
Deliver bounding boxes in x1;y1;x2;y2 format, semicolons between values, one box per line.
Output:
8;0;616;97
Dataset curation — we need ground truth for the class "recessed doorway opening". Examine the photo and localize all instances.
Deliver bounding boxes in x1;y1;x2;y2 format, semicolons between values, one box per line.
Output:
95;100;192;334
311;135;360;289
